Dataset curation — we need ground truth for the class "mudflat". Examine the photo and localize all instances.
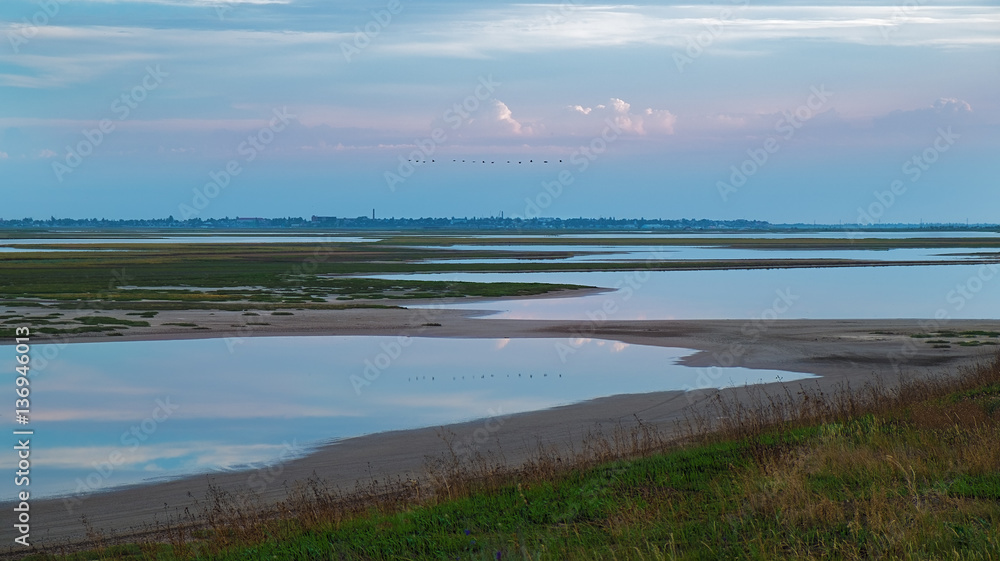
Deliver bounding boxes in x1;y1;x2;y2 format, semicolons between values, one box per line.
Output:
1;303;996;552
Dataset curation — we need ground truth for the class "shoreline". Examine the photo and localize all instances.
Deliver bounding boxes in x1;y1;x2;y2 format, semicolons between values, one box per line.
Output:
1;310;997;550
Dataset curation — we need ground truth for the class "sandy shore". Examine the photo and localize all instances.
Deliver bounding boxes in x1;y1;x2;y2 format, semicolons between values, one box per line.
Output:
1;301;997;554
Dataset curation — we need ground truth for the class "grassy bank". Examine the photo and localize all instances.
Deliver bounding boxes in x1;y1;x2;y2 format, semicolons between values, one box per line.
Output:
22;353;1000;560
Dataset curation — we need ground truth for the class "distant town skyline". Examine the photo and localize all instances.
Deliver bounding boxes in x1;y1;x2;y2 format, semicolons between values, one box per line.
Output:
1;1;997;223
2;215;995;231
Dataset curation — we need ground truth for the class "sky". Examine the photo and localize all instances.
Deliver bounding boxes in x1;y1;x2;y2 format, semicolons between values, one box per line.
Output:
0;0;998;223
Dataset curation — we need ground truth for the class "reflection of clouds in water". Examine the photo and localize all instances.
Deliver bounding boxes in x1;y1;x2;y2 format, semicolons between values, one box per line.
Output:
572;339;627;353
23;336;813;500
35;401;361;422
25;441;297;471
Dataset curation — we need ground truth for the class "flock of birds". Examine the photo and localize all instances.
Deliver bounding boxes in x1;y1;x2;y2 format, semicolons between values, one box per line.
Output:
407;373;563;382
406;159;565;165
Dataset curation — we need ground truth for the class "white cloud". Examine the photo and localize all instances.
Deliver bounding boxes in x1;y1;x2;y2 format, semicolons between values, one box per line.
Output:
375;5;1000;58
487;99;529;135
932;97;973;114
562;98;676;136
643;108;678;135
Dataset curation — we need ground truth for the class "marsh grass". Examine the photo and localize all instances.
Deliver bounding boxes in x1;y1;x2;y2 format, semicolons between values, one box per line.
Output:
0;244;590;309
17;353;1000;560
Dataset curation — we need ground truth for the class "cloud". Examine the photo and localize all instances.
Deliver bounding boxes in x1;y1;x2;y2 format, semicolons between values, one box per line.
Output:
484;99;529;135
874;97;975;132
563;98;676;136
931;97;973;115
434;98;532;139
375;5;1000;58
433;97;675;141
643;108;679;135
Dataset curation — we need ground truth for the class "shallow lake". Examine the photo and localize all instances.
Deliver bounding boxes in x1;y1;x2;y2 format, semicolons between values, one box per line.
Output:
416;245;993;264
4;232;996;501
4;336;807;500
463;231;1000;240
368;264;1000;320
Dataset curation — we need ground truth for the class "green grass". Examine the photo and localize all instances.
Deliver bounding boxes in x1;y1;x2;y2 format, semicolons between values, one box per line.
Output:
916;331;1000;348
126;311;159;318
959;340;997;347
0;243;592;309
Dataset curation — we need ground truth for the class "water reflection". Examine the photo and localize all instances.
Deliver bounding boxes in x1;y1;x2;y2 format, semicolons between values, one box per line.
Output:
6;336;807;499
465;231;1000;239
369;265;1000;320
416;245;993;264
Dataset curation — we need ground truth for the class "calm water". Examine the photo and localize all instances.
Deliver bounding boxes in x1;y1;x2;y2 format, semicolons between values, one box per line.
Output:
5;232;997;500
0;247;113;253
417;245;994;264
368;265;1000;320
464;231;1000;239
4;337;808;500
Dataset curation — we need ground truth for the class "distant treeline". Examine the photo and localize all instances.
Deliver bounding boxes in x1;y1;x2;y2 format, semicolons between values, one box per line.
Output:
0;216;995;232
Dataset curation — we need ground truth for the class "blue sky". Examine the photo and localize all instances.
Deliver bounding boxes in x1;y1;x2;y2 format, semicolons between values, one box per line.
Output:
0;0;997;222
